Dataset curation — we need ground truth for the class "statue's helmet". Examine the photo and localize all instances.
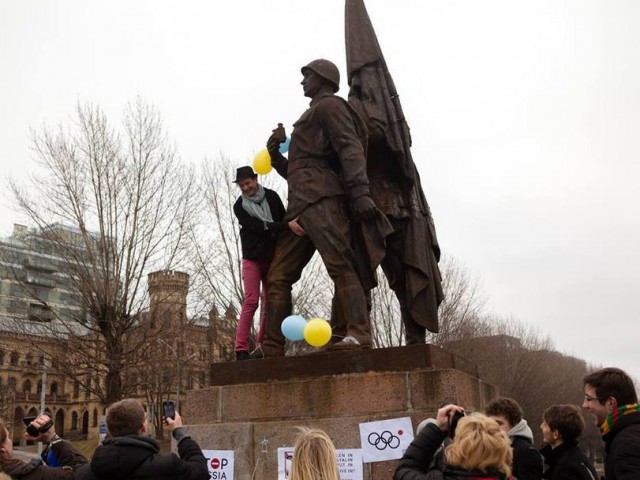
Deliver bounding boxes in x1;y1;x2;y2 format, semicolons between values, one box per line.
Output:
301;59;340;93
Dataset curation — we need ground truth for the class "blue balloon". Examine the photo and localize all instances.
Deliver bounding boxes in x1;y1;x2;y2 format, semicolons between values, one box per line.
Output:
281;314;307;341
279;137;291;154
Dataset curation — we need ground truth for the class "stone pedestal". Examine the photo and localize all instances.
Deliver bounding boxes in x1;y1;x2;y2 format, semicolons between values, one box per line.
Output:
183;344;497;480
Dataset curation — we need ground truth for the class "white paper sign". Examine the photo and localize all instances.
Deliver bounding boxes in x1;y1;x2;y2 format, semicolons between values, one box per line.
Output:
277;447;364;480
336;449;364;480
202;449;234;480
277;447;294;480
358;417;414;463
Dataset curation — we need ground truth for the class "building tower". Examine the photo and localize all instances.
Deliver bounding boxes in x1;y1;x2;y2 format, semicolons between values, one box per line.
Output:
147;270;189;331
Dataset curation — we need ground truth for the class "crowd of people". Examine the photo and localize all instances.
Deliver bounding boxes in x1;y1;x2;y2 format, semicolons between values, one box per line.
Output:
394;367;640;480
0;367;637;479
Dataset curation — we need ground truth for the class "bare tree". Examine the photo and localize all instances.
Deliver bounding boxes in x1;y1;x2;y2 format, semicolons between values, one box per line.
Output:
9;98;197;404
428;256;487;346
369;255;487;348
370;271;402;348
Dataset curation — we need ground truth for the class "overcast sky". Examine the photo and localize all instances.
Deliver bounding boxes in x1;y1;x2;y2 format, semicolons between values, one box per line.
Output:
1;0;638;383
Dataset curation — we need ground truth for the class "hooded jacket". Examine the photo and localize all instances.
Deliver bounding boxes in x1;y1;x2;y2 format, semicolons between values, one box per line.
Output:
507;419;543;480
74;428;208;480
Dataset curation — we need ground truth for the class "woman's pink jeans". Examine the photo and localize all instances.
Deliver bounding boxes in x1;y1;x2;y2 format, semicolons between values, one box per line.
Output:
235;258;270;352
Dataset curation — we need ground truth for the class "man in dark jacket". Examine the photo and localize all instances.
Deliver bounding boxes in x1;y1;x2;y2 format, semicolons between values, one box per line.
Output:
582;367;640;480
75;398;208;480
233;166;291;360
486;396;543;480
539;404;598;480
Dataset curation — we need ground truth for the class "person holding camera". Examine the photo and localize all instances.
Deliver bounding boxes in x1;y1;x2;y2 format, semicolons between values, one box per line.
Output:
74;398;208;480
394;404;515;480
0;414;87;479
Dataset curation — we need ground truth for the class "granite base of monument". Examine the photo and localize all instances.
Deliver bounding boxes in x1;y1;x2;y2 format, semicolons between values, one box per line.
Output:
183;344;497;480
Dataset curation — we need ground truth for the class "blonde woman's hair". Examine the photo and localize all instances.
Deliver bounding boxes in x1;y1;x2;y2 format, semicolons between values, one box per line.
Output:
445;413;513;477
289;427;339;480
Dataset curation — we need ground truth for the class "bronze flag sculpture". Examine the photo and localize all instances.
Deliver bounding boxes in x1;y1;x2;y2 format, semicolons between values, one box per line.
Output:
345;0;444;340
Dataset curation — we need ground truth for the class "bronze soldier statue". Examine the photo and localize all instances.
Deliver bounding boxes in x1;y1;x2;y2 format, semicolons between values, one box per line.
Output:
259;59;391;357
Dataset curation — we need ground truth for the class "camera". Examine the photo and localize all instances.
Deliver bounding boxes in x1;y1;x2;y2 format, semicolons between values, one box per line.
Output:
448;410;466;439
162;400;175;420
23;415;53;437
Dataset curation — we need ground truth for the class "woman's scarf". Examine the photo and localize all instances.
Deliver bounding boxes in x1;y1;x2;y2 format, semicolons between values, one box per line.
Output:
242;184;273;228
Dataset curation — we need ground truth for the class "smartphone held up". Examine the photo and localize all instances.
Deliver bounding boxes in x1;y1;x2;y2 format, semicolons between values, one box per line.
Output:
162;400;175;420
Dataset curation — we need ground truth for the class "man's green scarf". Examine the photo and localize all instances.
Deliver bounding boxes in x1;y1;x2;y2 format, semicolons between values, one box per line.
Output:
600;403;640;436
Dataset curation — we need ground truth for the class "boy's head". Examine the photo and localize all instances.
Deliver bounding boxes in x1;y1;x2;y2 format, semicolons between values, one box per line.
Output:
485;396;524;434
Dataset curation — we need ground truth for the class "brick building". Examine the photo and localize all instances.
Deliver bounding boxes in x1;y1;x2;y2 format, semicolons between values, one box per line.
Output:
0;224;235;443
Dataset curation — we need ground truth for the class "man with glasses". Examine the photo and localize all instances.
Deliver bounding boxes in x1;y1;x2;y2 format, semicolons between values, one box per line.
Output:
582;367;640;480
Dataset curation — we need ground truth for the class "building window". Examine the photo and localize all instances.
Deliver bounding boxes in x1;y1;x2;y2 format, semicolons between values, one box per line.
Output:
37;380;42;394
50;382;58;395
73;381;80;398
84;378;91;399
28;303;54;322
0;350;4;365
71;412;78;430
10;352;19;366
92;409;98;427
8;377;17;391
23;379;32;394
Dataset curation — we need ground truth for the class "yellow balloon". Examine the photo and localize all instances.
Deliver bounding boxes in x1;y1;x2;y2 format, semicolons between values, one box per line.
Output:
303;318;332;347
253;149;272;175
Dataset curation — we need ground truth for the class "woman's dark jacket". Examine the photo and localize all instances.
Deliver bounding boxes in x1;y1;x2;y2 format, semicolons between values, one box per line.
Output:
233;187;287;260
540;442;598;480
0;439;87;479
74;429;208;480
394;423;511;480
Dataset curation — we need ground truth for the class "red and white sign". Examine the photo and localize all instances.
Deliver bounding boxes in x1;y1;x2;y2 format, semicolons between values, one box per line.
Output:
203;450;234;480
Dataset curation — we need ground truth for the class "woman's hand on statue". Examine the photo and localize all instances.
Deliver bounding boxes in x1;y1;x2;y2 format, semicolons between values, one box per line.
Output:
288;218;306;237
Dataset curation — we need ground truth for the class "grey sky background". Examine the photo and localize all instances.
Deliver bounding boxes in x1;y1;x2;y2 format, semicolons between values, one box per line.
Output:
1;1;638;382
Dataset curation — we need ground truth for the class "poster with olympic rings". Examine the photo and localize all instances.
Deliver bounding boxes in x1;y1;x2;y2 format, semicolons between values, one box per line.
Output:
358;417;414;462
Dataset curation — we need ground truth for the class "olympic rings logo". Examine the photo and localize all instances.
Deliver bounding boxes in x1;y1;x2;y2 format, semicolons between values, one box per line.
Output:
367;430;400;450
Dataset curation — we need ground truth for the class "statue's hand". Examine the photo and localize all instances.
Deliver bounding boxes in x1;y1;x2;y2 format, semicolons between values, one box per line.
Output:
352;195;377;221
267;132;285;159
